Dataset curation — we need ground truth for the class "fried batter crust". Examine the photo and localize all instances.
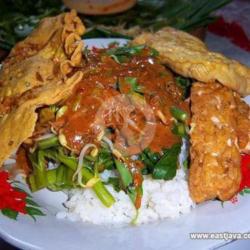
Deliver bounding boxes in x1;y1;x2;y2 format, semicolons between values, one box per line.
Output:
0;11;85;167
189;82;242;202
0;72;83;166
0;10;85;105
132;27;250;96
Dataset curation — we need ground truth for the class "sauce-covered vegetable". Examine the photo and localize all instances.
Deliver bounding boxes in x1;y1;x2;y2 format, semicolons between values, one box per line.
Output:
21;44;190;212
53;45;187;154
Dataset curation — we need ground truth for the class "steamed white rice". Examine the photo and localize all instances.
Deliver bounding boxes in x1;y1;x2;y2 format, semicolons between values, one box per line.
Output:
57;168;194;225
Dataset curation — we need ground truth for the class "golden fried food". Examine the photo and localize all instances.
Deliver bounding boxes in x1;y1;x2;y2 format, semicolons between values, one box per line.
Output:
0;10;84;112
189;82;242;203
0;11;85;166
234;95;250;154
132;27;250;96
0;11;249;208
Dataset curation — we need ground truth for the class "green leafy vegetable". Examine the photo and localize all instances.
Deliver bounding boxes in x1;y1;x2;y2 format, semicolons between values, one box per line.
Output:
140;143;182;180
175;76;192;98
106;45;145;63
139;148;161;174
37;136;59;149
152;143;181;180
115;160;133;188
111;45;145;56
46;168;57;186
96;147;115;171
31;150;47;190
105;177;121;192
56;149;116;207
28;145;115;208
46;165;75;191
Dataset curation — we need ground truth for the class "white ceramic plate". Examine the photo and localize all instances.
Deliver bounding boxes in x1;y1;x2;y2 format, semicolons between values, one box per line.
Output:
0;38;250;250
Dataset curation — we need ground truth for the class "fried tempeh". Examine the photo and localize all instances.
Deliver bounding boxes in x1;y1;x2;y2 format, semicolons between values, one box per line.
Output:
189;82;242;203
234;94;250;154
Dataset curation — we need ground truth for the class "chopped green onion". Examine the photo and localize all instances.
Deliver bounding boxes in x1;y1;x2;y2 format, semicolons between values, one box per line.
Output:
170;106;188;122
172;122;189;138
106;45;145;63
125;77;144;94
110;54;127;64
175;76;192;98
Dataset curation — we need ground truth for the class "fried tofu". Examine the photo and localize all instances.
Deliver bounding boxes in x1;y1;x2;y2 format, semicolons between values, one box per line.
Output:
132;27;250;96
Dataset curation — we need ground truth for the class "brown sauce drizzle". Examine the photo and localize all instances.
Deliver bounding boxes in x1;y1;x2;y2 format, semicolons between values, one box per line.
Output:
51;46;188;155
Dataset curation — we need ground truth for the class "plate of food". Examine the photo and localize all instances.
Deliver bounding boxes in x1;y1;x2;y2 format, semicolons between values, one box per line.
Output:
0;10;250;250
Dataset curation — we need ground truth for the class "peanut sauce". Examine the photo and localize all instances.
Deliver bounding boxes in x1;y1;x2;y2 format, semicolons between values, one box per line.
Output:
52;46;188;156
